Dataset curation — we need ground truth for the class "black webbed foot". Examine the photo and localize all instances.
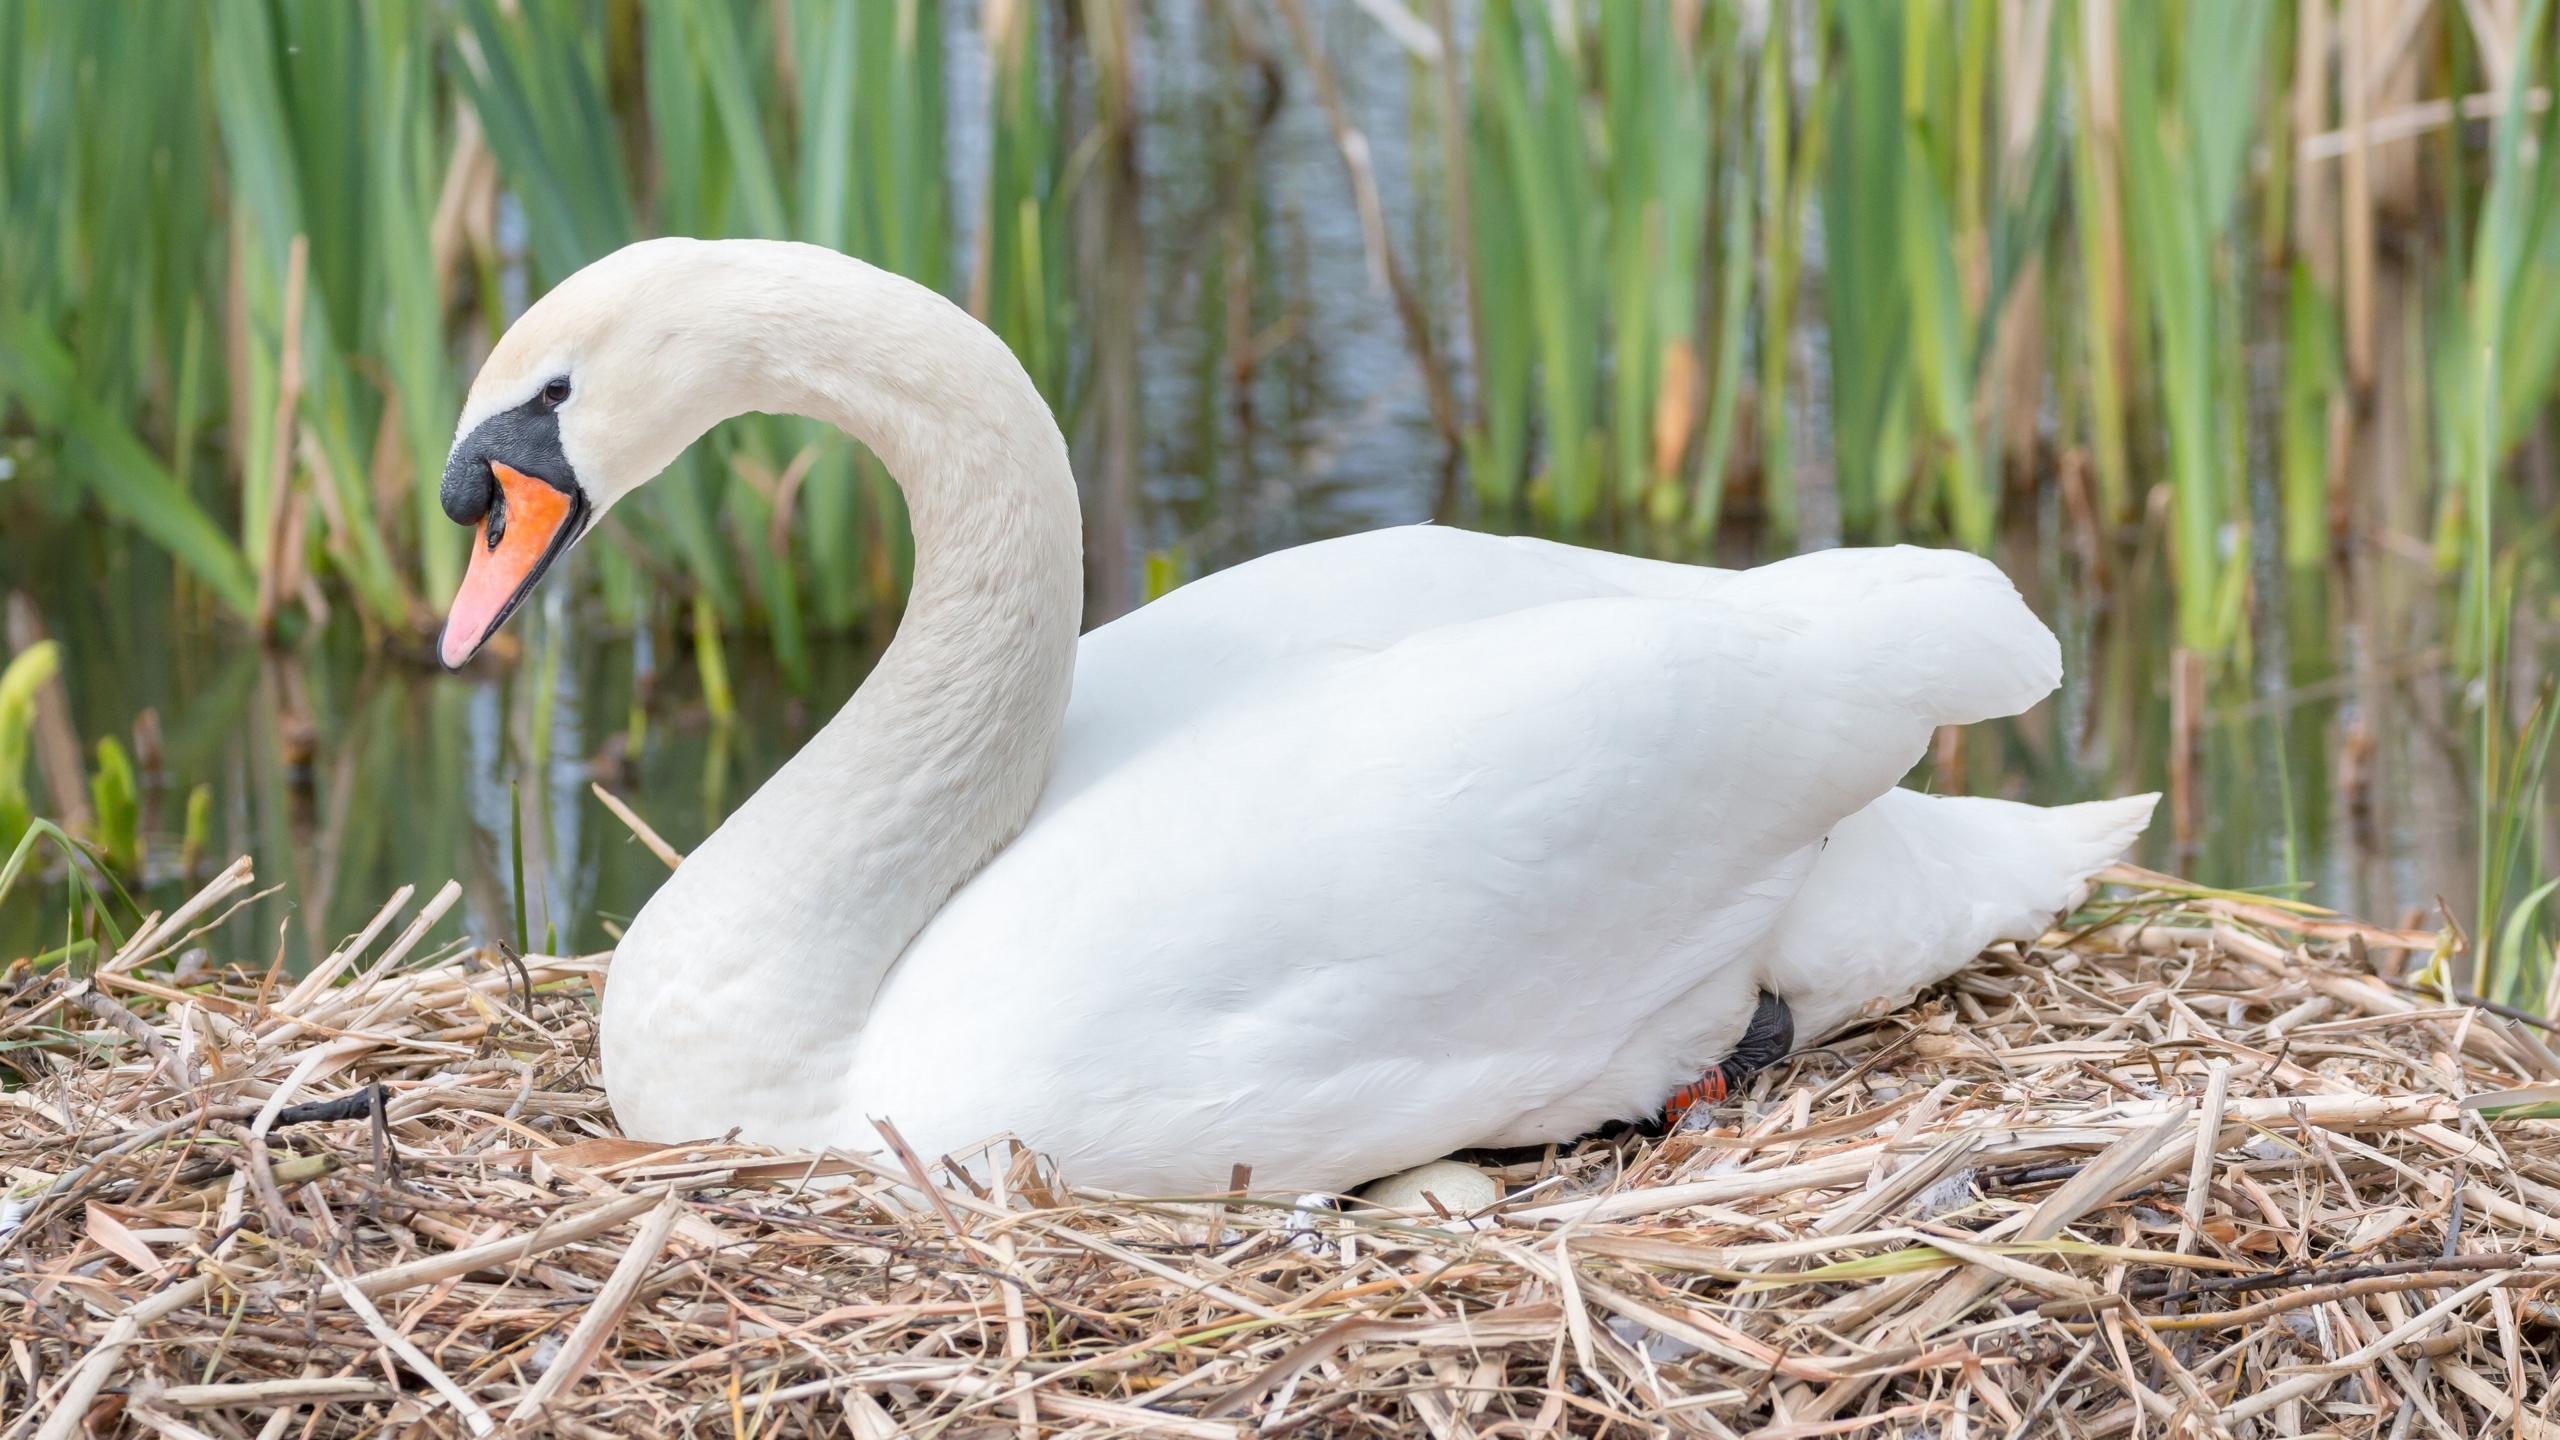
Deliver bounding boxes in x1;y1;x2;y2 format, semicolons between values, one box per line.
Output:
1659;989;1796;1130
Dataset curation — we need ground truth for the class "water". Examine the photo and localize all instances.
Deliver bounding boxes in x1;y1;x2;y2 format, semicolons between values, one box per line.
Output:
0;1;2480;969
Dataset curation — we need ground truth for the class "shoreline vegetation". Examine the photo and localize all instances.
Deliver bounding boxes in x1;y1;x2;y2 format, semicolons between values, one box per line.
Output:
7;4;2560;1426
9;3;2560;983
5;856;2554;1436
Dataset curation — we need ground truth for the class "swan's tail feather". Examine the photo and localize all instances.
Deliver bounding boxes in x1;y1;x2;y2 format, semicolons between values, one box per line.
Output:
1759;788;2158;1043
2041;792;2165;911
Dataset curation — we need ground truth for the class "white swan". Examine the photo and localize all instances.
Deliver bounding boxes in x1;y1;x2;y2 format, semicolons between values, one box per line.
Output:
435;238;2154;1195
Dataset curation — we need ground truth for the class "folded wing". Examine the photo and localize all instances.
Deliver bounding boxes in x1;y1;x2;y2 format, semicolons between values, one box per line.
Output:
854;534;2070;1192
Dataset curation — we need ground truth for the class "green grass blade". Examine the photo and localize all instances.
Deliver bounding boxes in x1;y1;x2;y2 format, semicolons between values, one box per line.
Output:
456;0;639;282
0;315;256;615
688;0;790;240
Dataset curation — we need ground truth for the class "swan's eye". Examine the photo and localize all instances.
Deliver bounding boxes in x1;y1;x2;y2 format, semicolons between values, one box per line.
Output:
538;376;571;409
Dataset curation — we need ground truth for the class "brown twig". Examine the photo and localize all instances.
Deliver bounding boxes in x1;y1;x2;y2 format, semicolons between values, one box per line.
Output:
1266;0;1463;454
8;868;2555;1436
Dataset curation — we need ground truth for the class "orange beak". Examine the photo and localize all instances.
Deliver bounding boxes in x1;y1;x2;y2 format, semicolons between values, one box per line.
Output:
439;461;583;668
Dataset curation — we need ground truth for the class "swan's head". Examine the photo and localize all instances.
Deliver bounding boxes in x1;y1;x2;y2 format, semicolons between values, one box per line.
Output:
437;238;777;668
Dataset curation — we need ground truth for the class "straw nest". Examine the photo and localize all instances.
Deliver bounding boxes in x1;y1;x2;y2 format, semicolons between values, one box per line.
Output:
6;858;2560;1440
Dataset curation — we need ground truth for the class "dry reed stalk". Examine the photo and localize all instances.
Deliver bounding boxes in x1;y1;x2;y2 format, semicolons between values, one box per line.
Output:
6;856;2559;1438
427;103;498;314
1425;0;1482;445
1268;0;1464;455
2294;0;2336;284
2344;0;2378;393
253;236;310;636
2170;645;2206;851
589;784;684;871
2299;85;2560;161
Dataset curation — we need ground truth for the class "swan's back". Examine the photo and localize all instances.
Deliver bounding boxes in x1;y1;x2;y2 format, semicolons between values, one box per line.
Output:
1036;528;1737;810
851;531;2072;1192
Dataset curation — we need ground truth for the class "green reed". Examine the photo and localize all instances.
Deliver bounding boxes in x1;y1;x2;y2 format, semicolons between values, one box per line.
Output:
2468;0;2559;1009
0;642;55;856
7;2;2556;673
0;0;1065;680
18;1;2560;972
1474;0;1602;529
1428;0;2560;969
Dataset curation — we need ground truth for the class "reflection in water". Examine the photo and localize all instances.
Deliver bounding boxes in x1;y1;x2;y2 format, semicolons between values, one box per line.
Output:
2;582;877;967
0;2;2487;967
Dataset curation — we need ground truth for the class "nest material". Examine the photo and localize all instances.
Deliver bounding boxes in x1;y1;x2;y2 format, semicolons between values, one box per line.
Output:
4;859;2559;1439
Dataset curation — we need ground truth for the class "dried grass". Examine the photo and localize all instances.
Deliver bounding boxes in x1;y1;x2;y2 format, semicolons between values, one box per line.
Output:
6;859;2560;1438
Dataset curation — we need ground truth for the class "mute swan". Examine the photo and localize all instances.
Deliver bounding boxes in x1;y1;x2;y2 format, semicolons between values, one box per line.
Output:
437;238;2154;1195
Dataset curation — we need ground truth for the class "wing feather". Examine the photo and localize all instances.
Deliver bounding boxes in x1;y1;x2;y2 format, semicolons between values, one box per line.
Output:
852;541;2063;1192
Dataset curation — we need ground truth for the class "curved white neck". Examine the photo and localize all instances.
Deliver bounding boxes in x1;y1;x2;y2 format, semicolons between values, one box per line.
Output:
600;245;1081;1138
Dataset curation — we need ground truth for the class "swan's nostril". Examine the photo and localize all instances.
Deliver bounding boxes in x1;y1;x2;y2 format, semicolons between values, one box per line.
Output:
485;491;508;549
441;454;496;525
444;386;575;529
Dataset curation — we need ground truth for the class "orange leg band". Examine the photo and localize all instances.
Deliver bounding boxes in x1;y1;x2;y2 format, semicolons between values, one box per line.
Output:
1662;1069;1730;1129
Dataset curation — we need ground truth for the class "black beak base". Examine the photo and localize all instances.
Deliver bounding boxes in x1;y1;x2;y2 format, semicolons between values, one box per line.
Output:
442;393;576;526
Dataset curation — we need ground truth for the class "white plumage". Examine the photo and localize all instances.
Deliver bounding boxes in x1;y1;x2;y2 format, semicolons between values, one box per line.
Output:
849;531;2150;1190
445;239;2154;1197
